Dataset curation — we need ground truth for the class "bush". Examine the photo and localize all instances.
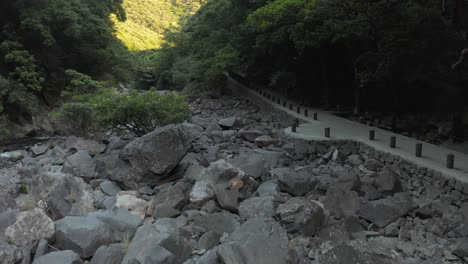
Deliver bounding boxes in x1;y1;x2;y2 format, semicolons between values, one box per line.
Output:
89;89;190;136
52;88;191;136
50;102;95;136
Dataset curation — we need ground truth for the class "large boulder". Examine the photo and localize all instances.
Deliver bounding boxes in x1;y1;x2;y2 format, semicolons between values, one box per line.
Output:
323;185;361;219
55;215;113;258
122;222;192;264
4;208;55;246
90;208;143;241
271;168;317;196
32;250;82;264
148;182;190;217
316;241;398;264
62;150;96;178
0;238;22;264
276;198;326;236
359;193;418;228
114;124;192;189
90;244;125;264
218;218;290;264
238;196;276;220
192;212;241;235
29;172;94;220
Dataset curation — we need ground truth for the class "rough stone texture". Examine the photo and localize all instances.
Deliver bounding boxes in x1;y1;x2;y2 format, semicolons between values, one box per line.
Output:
317;241;398;264
90;208;142;241
238;196;276;219
271;167;317;196
323;185;361;219
359;193;418;228
255;135;280;147
31;144;49;157
192;212;241;234
4;208;55;246
0;238;22;264
62;150;96;178
375;167;401;194
218;218;290;264
218;117;242;130
32;250;82;264
276;198;326;236
115;193;148;220
99;180;121;196
90;244;125;264
115;124;193;189
65;137;107;156
55;215;113;258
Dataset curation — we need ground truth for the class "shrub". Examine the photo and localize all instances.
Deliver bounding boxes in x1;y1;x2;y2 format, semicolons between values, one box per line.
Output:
50;102;96;136
89;89;190;136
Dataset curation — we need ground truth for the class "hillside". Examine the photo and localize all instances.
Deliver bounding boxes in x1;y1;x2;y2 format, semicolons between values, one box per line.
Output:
113;0;204;51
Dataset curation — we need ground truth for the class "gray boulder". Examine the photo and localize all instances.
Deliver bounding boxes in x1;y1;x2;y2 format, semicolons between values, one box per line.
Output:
359;193;418;228
99;180;121;196
149;182;190;216
122;222;191;264
271;167;317;196
453;239;468;258
62;150;96;178
115;124;192;189
375;167;401;194
228;153;267;179
192;212;241;234
90;208;142;241
238;196;276;219
276;197;326;236
31;144;49;157
238;129;264;142
90;244;125;264
4;208;55;246
323;185;361;219
257;181;279;196
0;238;22;264
316;241;398;264
32;250;82;264
218;117;242;130
55;215;113;258
255;135;280;147
218;218;290;264
216;189;240;212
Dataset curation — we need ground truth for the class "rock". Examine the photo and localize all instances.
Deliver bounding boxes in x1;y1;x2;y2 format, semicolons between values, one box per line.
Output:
228;153;267;179
90;244;125;264
183;164;204;182
62;150;96;178
0;151;24;162
257;181;279;196
218;218;290;264
4;208;55;246
55;215;113;258
191;116;213;129
115;193;148;220
218;117;242;130
190;180;216;204
116;124;192;189
453;239;468;258
323;185;360;219
90;208;142;241
205;122;223;134
105;136;127;152
271;167;317;196
150;182;189;215
0;238;22;264
216;189;240;212
363;159;381;172
359;193;418;228
0;209;19;233
375;167;401;194
238;129;264;142
0;192;16;213
276;198;326;236
192;212;241;234
32;250;82;264
65;137;106;156
198;230;221;250
317;241;398;264
238;196;276;219
347;154;363;165
34;239;48;260
29;172;95;220
31;144;49;157
255;135;280;147
122;222;191;264
99;181;121;196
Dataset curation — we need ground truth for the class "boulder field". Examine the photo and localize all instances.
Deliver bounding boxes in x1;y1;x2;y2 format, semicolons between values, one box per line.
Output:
0;93;466;264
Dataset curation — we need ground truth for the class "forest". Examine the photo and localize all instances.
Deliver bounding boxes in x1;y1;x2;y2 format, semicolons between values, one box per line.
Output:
1;0;467;141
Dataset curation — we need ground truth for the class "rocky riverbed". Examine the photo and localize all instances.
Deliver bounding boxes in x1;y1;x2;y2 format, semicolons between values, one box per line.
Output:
0;92;467;264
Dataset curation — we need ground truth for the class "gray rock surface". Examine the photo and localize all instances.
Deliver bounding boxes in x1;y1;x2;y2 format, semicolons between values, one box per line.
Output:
62;150;96;178
276;198;326;236
238;196;276;219
32;250;82;264
4;208;55;246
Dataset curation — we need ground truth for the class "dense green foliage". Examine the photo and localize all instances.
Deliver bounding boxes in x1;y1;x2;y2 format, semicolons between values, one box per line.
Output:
113;0;205;51
53;75;190;136
159;0;467;114
0;0;131;128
